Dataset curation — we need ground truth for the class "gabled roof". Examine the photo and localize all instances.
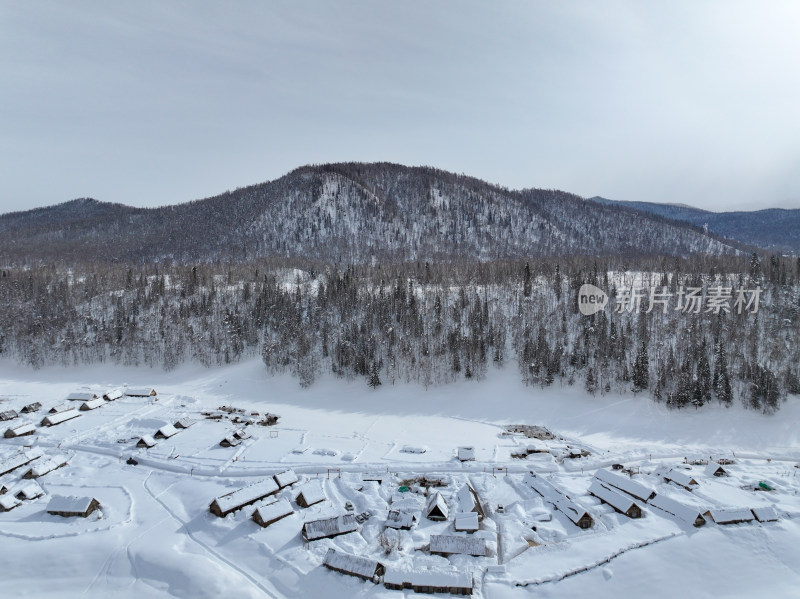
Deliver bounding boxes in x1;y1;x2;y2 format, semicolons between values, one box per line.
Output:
273;469;299;488
252;497;293;525
0;410;19;421
664;468;699;489
47;495;97;514
21;402;42;413
297;480;326;506
593;468;656;501
456;483;478;512
80;398;106;411
303;514;358;540
454;511;480;532
211;479;279;515
588;479;642;515
705;507;754;524
323;548;382;579
137;435;156;448
457;446;475;461
0;494;21;511
41;409;81;426
5;423;36;437
430;534;486;556
103;388;124;401
174;417;196;429
48;402;72;414
425;491;449;520
155;424;179;438
67;392;97;401
704;463;729;477
526;472;593;528
648;493;705;526
24;455;68;478
15;481;44;500
220;435;241;446
0;450;42;476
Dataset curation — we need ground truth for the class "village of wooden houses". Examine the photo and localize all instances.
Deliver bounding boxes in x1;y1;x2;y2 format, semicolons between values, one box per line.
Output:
0;372;798;598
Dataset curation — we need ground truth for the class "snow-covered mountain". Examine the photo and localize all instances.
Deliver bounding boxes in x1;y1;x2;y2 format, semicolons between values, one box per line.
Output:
0;163;743;264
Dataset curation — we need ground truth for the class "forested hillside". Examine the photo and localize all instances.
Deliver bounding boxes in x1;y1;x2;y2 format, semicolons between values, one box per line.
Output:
1;254;797;412
0;163;742;265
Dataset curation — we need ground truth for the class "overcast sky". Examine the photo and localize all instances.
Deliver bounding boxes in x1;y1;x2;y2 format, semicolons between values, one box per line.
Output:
1;1;799;214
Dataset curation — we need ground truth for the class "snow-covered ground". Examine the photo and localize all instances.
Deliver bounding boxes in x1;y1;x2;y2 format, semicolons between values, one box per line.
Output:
1;359;798;598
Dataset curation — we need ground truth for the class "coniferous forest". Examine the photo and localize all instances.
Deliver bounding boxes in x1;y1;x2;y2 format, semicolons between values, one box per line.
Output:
1;253;797;413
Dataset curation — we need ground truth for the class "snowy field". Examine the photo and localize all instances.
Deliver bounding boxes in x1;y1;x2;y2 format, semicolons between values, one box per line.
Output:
1;358;799;599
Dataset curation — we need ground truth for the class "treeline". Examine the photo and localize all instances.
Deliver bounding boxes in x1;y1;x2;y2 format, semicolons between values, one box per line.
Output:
0;254;798;413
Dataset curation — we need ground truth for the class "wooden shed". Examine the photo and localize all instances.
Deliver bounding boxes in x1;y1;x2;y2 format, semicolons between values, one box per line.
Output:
705;508;754;525
66;392;97;402
0;495;21;512
302;514;358;541
174;417;196;429
385;509;416;530
273;469;299;489
48;402;72;414
0;410;19;422
154;424;179;439
751;506;779;522
15;481;44;500
0;451;42;476
648;493;706;527
456;483;485;521
4;423;36;438
664;468;699;491
430;534;487;557
137;435;157;449
22;456;68;479
384;568;473;595
103;388;124;401
593;468;656;502
322;548;384;581
125;388;157;397
526;473;594;529
705;464;729;478
47;495;101;517
21;402;42;413
40;410;81;427
296;480;326;508
457;446;476;462
425;491;449;521
454;512;480;532
209;479;279;517
219;435;241;447
588;479;643;518
80;398;106;411
252;497;294;528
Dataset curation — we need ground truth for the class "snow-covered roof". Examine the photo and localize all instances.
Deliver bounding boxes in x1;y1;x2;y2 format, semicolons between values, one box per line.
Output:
233;428;251;440
454;511;480;532
125;387;157;397
21;402;41;412
297;480;326;506
751;506;779;522
425;491;449;520
42;409;81;426
15;481;44;500
174;417;196;429
5;423;35;437
456;483;478;513
24;455;67;478
648;493;705;526
323;548;381;578
0;495;21;511
526;473;593;527
706;507;754;524
385;509;416;529
138;435;156;447
253;497;293;524
384;567;472;589
457;446;475;461
0;451;42;476
704;463;728;477
303;514;358;540
80;398;105;411
156;424;178;438
588;479;642;515
0;410;19;420
273;469;299;488
103;388;124;401
430;534;486;556
220;435;241;446
593;468;655;501
664;468;698;489
47;495;97;513
212;479;279;514
48;402;72;414
67;392;97;401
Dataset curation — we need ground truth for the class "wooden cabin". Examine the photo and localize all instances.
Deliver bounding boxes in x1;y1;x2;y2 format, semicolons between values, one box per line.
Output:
588;479;643;518
302;514;358;542
137;435;157;448
322;548;384;581
4;423;36;438
47;495;101;517
425;491;449;521
40;410;81;427
295;480;326;508
384;568;473;595
252;497;294;528
430;534;487;557
209;479;279;517
21;402;42;413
